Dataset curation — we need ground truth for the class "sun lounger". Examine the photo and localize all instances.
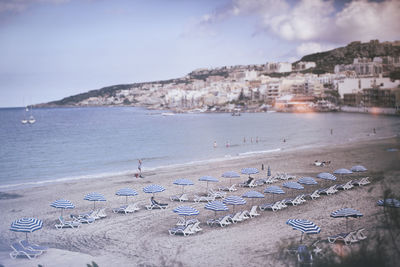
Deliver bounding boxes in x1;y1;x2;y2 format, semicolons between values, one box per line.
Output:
239;180;256;188
170;193;189;202
260;201;281;211
10;242;42;259
71;212;96;223
238;210;250;221
208;189;226;198
20;240;48;253
228;212;244;223
352;177;371;186
354;228;367;241
193;194;215;203
168;224;195;236
249;206;260;217
146;199;168;210
254;179;266;186
190;221;202;233
97;208;107;218
113;203;140;214
335;181;354;190
207;215;231;227
305;190;320;200
328;232;358;245
318;185;338;195
176;217;199;226
218;184;237;192
55;216;80;229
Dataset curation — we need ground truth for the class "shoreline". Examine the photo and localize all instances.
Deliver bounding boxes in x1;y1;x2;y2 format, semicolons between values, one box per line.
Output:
1;134;397;192
0;136;399;266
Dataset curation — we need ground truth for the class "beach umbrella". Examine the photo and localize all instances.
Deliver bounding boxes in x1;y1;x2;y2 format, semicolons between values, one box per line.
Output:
298;177;318;185
198;176;219;194
264;185;285;201
143;184;165;197
267;166;271;177
223;195;246;213
222;171;241;185
205;201;229;217
350;165;367;172
316;172;336;181
241;168;259;178
333;168;353;175
84;192;106;210
173;178;194;193
386;148;398;152
331;208;363;231
377;199;400;208
50;199;75;216
116;188;138;204
173;206;199;223
283;182;304;190
10;218;43;240
242;190;264;206
286;219;321;243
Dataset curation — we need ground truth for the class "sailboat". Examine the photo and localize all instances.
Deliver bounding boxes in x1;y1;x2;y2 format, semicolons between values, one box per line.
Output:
21;106;29;124
28;106;36;124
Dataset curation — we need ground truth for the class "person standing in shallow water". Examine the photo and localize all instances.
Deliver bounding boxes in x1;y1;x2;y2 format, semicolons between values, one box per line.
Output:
138;159;142;177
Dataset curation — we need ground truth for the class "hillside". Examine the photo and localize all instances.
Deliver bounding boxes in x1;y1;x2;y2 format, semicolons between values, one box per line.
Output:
297;40;400;73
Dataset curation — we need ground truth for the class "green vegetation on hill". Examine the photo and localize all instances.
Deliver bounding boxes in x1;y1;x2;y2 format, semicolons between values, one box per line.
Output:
296;40;400;73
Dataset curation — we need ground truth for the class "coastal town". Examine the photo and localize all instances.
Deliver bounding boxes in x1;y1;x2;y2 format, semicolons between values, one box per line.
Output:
43;41;400;115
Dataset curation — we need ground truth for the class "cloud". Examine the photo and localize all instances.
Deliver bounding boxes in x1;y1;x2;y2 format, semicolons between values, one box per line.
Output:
0;0;70;14
199;0;400;55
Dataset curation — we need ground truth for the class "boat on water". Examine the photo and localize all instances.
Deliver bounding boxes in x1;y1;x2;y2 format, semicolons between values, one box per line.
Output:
161;112;175;116
21;106;36;124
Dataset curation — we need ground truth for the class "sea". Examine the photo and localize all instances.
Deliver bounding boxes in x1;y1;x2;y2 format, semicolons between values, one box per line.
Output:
0;107;399;190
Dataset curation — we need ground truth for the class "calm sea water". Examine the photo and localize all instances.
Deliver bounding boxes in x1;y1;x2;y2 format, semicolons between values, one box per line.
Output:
0;107;399;189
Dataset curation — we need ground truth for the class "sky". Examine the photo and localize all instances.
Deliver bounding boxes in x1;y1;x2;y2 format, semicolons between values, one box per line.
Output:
0;0;399;107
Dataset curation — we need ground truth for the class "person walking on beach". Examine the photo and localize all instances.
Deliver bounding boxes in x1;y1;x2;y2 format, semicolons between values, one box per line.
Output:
330;128;333;135
138;159;142;177
226;141;230;148
213;141;217;148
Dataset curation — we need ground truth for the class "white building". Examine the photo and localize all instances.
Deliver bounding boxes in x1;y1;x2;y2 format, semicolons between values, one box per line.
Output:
265;62;292;73
337;77;400;97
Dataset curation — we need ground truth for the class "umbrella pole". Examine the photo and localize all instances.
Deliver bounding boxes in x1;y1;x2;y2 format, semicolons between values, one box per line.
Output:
126;196;128;204
93;201;96;210
206;182;209;195
300;232;304;243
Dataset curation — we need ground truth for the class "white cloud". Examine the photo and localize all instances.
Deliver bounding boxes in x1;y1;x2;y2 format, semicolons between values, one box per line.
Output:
199;0;400;55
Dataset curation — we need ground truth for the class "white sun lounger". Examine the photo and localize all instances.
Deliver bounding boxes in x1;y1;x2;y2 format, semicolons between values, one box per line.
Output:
305;190;320;200
352;177;371;186
55;216;80;229
328;231;358;245
146;199;168;210
318;185;338;195
170;193;189;202
335;181;354;190
218;184;237;192
194;194;215;203
10;243;42;259
20;240;48;253
168;224;195;236
207;215;231;227
208;189;226;198
249;206;260;217
113;203;140;214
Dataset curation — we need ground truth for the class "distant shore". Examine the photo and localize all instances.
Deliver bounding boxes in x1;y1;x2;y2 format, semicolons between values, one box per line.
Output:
0;136;399;266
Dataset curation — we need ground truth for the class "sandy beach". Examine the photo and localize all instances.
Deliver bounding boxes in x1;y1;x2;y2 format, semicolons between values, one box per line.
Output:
0;136;399;267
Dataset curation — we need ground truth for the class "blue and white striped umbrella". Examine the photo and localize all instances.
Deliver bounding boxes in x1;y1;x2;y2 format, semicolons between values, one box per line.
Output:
286;219;321;242
205;201;229;212
242;190;264;198
199;176;219;193
264;186;285;194
10;218;43;240
116;188;138;203
264;186;285;201
143;184;165;197
298;177;318;185
333;168;353;175
317;172;337;181
223;195;246;212
173;206;199;217
242;190;265;206
221;171;241;178
84;192;106;209
377;199;400;208
205;201;229;217
351;165;367;172
241;168;259;177
173;178;194;193
331;208;363;231
283;182;304;190
50;199;75;216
